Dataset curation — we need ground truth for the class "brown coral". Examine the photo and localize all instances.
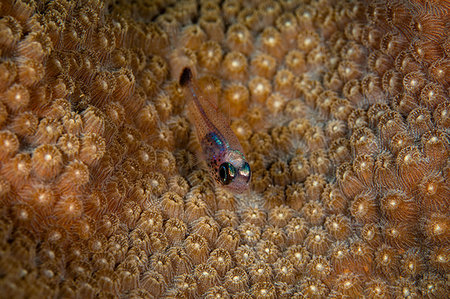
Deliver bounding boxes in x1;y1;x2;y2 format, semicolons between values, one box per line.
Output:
0;0;448;297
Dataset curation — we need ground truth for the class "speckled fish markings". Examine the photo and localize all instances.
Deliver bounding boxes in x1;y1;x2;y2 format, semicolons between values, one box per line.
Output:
179;68;251;193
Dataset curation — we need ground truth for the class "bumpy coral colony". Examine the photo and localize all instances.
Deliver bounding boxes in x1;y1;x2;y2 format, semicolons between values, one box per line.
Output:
0;0;448;298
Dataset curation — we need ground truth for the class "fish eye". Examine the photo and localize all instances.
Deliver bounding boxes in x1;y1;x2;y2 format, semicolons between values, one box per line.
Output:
240;162;251;182
219;162;236;185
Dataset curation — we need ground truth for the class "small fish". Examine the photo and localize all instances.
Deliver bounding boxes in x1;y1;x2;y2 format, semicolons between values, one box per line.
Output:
179;67;251;193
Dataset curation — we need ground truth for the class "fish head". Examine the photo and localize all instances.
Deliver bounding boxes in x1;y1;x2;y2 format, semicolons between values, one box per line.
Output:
216;149;251;193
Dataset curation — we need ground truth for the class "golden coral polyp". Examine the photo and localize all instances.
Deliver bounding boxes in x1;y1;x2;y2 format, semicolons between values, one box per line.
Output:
31;144;63;180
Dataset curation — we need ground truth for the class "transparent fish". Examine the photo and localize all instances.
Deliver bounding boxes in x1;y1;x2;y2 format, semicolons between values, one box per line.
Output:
179;68;251;193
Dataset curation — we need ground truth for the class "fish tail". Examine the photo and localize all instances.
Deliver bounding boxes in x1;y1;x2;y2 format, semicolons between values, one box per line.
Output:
179;67;193;87
169;48;197;83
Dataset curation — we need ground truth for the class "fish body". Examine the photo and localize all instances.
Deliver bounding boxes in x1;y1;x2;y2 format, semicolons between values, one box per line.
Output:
179;68;251;193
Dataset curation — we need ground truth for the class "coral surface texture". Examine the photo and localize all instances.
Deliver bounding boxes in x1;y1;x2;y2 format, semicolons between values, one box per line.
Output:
0;0;448;298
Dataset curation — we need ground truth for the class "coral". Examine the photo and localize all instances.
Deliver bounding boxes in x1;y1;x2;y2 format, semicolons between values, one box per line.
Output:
222;51;248;81
0;0;448;297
